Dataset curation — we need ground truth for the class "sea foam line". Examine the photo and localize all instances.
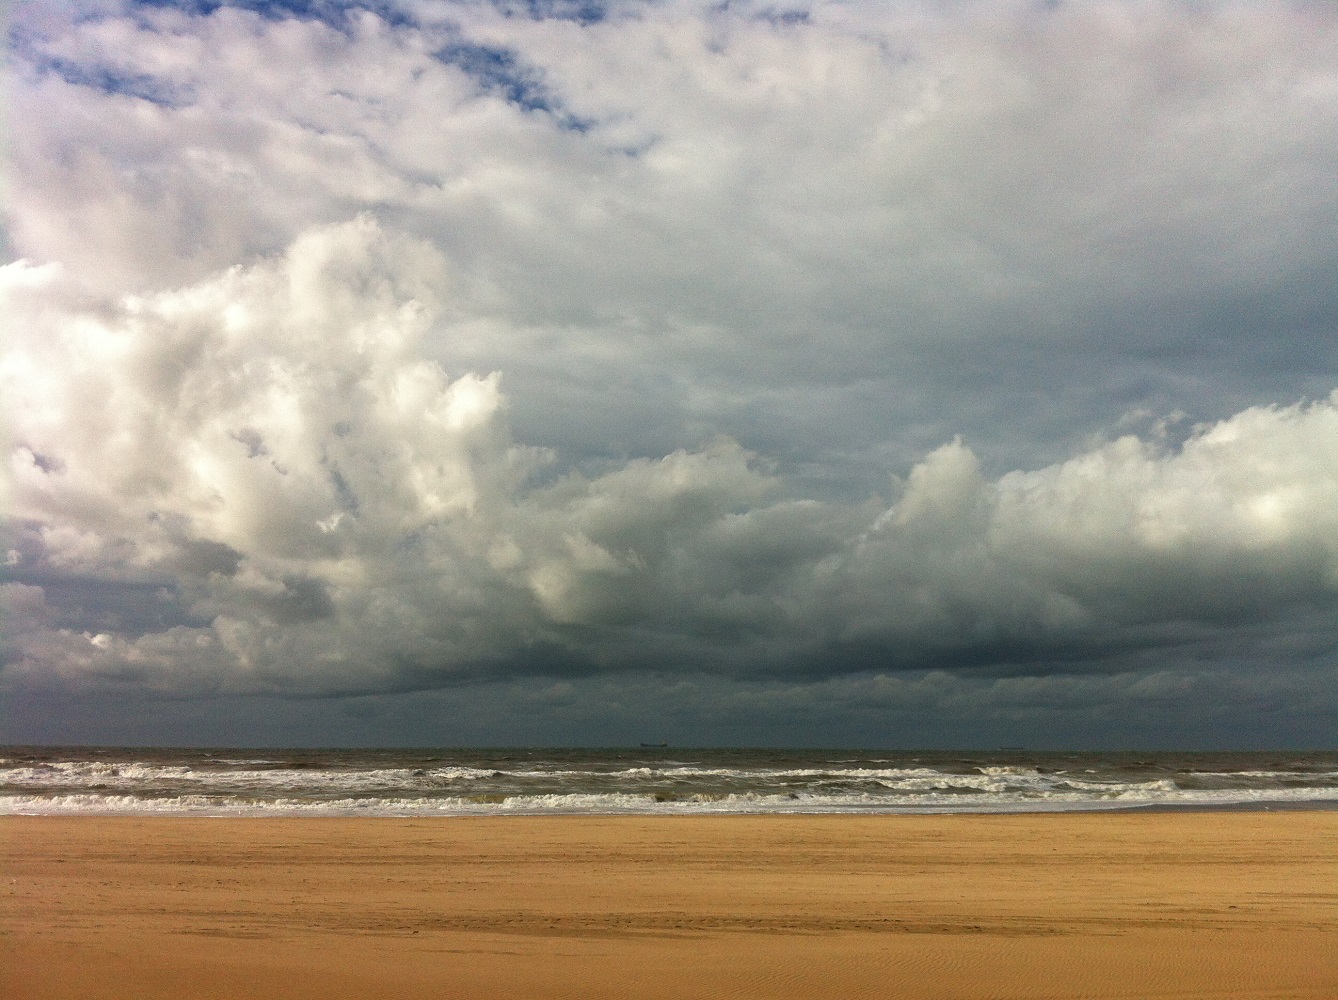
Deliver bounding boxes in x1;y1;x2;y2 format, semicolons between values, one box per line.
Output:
4;785;1336;817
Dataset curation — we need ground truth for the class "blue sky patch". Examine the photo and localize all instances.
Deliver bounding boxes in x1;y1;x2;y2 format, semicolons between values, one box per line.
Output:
435;41;594;131
491;0;610;25
35;56;194;106
128;0;418;31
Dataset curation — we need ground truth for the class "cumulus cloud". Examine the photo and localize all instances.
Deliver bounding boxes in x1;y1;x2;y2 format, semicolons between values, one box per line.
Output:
4;217;1337;699
3;2;1336;743
8;0;1337;482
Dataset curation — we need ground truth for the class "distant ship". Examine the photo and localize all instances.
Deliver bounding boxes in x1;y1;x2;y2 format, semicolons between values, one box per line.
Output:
639;741;669;748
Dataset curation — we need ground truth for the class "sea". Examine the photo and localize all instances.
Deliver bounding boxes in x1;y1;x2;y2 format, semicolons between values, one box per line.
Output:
3;747;1336;817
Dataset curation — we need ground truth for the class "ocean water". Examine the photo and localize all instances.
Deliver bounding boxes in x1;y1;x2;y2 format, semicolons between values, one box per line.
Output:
2;747;1336;817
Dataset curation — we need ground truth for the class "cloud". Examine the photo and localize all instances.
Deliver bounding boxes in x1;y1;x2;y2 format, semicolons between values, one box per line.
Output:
4;217;1337;700
3;2;1336;743
9;2;1335;478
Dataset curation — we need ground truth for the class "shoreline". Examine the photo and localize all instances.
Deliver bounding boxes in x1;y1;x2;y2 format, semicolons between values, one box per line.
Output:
5;797;1336;818
4;811;1335;999
9;747;1333;821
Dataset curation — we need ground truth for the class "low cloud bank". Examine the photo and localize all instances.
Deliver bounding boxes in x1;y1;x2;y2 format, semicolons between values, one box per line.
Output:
4;219;1337;696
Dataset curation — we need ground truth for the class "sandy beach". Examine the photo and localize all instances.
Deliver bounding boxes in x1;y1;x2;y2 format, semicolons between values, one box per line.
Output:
3;811;1335;999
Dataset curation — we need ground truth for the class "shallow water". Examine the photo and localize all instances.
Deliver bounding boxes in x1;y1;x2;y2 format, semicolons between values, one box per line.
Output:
3;746;1336;816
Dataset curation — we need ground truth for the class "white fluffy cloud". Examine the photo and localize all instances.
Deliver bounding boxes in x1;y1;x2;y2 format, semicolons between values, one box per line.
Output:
4;217;1337;697
3;2;1337;744
9;2;1336;482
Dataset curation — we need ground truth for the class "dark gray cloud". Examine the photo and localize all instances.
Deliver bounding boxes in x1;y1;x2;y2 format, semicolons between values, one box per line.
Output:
3;0;1336;745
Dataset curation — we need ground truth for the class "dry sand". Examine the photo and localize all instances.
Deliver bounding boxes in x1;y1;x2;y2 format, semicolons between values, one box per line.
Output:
2;811;1335;999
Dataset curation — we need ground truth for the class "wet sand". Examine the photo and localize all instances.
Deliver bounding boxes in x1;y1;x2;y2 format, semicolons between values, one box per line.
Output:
3;812;1335;999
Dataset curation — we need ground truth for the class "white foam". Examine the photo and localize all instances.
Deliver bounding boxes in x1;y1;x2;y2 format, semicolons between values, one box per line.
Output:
6;753;1336;818
0;761;501;793
3;784;1335;817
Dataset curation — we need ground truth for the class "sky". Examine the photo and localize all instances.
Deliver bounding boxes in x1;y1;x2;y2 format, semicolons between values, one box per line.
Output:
2;0;1337;748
